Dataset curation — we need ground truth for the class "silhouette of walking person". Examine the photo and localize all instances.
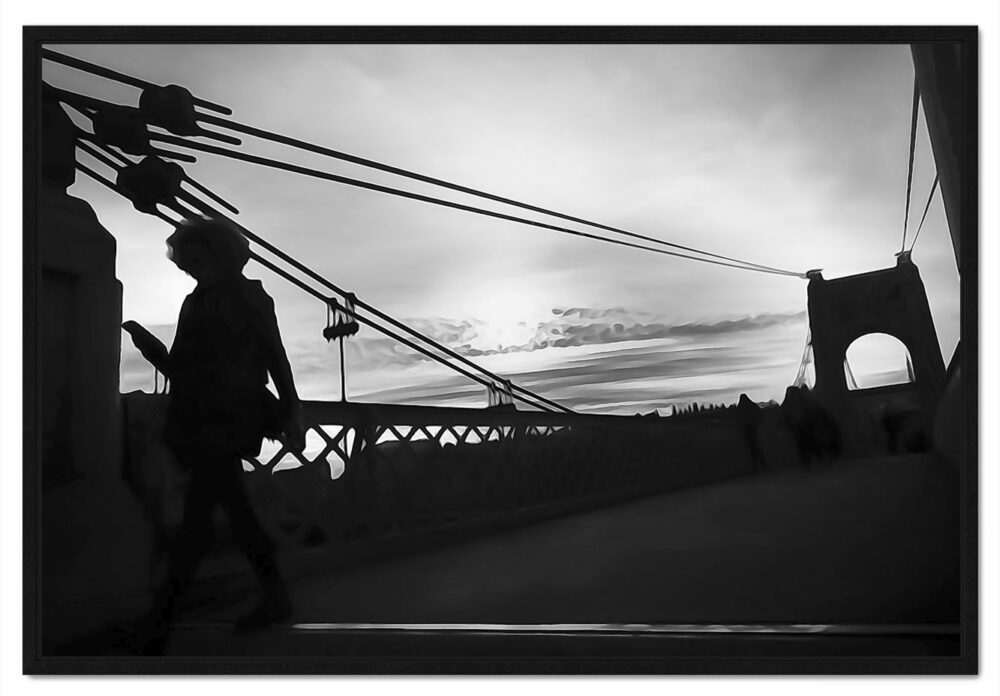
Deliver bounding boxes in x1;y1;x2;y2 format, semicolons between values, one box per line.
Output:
123;218;305;654
780;385;841;469
735;393;765;472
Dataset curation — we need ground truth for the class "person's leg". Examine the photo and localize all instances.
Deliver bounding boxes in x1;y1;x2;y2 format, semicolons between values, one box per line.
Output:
141;457;218;652
216;457;292;629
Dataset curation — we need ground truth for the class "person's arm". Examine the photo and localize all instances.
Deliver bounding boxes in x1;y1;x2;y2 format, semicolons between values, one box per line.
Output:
255;286;305;450
122;321;171;376
257;291;298;406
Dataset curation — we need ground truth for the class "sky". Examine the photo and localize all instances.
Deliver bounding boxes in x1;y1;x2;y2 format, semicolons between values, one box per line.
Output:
42;43;961;414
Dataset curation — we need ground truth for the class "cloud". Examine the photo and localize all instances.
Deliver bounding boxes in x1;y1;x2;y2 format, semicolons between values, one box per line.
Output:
351;332;803;414
294;307;808;411
508;307;806;354
281;306;808;397
345;306;807;362
121;306;808;414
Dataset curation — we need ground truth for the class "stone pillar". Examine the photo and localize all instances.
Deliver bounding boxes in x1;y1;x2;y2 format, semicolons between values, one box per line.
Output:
39;95;153;651
39;187;123;484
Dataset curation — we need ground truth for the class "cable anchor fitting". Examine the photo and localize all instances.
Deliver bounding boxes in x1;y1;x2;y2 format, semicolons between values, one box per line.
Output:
139;84;203;136
323;294;360;341
116;156;185;215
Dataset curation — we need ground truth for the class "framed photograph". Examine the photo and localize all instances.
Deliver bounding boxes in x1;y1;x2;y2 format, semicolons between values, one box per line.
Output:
22;26;978;674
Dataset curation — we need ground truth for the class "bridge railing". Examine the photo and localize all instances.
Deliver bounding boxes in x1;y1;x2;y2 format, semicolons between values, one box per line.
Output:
241;400;756;549
121;395;760;557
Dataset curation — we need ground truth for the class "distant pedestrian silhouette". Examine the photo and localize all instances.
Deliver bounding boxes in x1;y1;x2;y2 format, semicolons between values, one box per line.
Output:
124;218;305;654
780;385;841;468
735;393;765;472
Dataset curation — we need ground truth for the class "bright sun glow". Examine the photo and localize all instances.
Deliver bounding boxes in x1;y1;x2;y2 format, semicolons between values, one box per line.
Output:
464;287;547;351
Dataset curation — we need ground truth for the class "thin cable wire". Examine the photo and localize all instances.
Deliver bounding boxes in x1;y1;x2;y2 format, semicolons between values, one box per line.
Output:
76;138;126;171
901;74;921;253
908;174;940;253
151;131;806;278
50;80;805;277
42;48;232;115
197;112;802;276
66;87;783;410
79;120;765;410
183;176;239;215
45;53;795;274
75;156;565;413
55;50;808;405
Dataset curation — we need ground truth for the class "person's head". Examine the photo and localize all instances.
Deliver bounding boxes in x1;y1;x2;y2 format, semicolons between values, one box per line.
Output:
166;218;250;285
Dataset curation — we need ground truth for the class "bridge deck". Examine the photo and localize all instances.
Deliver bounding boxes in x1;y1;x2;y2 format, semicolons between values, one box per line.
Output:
165;453;959;658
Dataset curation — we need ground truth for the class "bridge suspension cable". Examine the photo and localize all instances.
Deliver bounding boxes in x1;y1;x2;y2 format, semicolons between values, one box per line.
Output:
900;73;921;253
148;131;807;278
907;174;940;253
42;47;232;115
43;50;809;279
193;112;803;277
897;71;941;257
74;140;570;414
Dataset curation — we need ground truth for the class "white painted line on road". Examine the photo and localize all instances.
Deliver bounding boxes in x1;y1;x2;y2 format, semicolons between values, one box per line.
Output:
285;622;960;636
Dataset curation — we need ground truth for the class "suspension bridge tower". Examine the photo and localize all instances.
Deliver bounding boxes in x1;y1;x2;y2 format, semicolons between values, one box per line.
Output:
805;254;946;454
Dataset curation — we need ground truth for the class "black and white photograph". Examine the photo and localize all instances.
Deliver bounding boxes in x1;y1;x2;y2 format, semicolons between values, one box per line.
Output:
21;26;978;674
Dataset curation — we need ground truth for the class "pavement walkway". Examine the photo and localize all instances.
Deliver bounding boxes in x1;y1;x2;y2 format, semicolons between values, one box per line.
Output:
163;453;959;658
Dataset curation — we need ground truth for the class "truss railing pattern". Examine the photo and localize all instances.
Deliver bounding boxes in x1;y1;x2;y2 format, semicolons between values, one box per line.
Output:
244;401;753;549
122;396;758;555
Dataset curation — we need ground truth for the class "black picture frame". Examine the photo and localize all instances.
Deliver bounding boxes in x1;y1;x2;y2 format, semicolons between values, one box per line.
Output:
22;24;979;675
